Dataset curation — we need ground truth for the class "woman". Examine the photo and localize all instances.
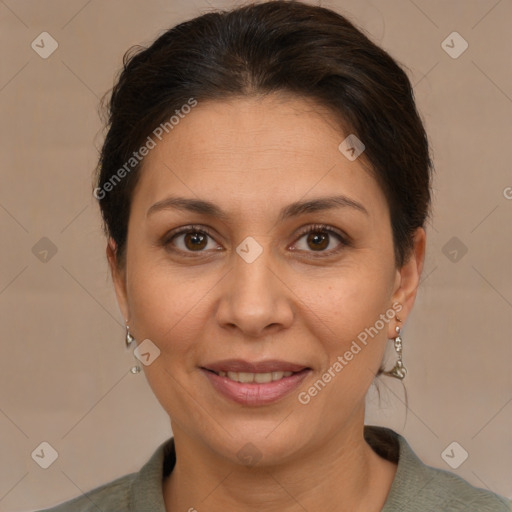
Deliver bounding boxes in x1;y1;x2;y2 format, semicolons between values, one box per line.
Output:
39;1;510;511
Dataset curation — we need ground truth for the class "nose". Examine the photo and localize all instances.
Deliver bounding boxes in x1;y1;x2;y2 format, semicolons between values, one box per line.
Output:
215;239;294;338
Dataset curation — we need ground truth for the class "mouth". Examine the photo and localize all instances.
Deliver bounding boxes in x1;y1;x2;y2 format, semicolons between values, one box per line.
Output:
203;368;300;383
200;359;312;406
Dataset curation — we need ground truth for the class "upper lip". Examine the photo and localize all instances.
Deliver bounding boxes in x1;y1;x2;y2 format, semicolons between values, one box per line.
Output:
202;359;309;373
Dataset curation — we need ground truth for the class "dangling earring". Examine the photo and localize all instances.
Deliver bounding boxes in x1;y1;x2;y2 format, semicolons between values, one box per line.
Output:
125;324;135;348
125;324;141;374
384;315;407;380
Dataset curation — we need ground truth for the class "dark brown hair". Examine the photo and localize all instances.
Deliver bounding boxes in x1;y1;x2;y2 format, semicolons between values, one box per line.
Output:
95;0;432;383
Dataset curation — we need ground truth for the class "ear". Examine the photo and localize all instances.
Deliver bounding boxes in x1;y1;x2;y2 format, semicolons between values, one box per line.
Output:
106;237;130;322
389;227;426;337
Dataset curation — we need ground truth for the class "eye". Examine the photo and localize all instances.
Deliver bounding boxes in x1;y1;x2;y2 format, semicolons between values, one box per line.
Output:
292;223;349;256
161;223;349;257
162;225;220;256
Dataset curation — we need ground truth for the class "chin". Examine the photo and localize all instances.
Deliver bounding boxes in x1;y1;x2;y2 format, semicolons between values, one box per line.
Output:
201;419;311;469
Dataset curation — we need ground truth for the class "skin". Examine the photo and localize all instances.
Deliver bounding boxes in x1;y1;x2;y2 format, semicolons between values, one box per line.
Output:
107;93;426;512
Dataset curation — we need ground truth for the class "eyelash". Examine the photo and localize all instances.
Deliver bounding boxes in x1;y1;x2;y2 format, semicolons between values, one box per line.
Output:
161;223;350;258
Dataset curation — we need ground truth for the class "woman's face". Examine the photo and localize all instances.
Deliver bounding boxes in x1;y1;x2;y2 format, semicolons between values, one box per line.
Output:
109;94;424;465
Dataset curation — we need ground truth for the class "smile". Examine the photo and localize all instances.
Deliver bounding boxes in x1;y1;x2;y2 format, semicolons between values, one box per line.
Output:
201;367;311;406
214;370;294;383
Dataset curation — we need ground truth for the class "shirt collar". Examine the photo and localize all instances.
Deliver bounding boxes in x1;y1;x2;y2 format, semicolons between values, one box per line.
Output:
127;425;426;511
128;436;175;511
364;425;436;511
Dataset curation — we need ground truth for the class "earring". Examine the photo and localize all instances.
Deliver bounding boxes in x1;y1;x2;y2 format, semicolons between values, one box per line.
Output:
125;324;141;374
125;324;135;348
383;315;407;380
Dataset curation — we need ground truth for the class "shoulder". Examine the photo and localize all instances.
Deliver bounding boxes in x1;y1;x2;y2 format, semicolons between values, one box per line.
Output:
417;463;511;511
365;425;511;512
36;472;136;512
34;436;174;512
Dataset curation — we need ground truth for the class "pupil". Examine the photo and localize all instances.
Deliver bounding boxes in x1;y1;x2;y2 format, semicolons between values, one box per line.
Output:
184;230;330;252
187;232;206;249
309;232;328;250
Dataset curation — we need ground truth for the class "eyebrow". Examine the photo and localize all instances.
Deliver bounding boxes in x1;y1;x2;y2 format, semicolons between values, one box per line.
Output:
146;194;369;222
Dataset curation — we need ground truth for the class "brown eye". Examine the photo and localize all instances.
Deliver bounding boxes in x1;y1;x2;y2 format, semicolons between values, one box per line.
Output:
162;223;348;259
182;231;208;251
305;231;330;251
293;224;348;255
163;225;219;255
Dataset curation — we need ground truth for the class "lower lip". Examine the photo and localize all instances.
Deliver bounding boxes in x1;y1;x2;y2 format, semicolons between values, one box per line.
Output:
201;368;311;406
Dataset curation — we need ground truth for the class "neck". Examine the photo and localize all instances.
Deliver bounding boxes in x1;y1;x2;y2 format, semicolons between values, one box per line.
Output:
163;411;397;512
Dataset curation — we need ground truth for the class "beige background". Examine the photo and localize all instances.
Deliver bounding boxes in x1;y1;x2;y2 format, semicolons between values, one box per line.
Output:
1;0;511;510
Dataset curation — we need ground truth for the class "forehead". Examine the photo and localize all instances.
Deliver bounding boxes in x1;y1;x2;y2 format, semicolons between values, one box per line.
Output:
132;94;388;221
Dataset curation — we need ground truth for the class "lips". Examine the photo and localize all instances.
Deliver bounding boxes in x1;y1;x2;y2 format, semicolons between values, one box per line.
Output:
203;359;309;374
200;359;312;406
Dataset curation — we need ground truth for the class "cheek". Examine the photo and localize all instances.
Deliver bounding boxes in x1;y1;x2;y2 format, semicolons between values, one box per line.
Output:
125;253;217;361
125;234;395;353
302;263;395;399
124;262;208;416
305;277;394;401
310;260;395;338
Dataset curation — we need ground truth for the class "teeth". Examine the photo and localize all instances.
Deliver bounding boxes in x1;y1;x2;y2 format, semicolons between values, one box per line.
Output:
237;372;254;383
217;370;294;383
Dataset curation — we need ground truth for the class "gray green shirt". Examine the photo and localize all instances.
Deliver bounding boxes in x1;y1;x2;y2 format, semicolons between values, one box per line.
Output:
38;425;511;511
